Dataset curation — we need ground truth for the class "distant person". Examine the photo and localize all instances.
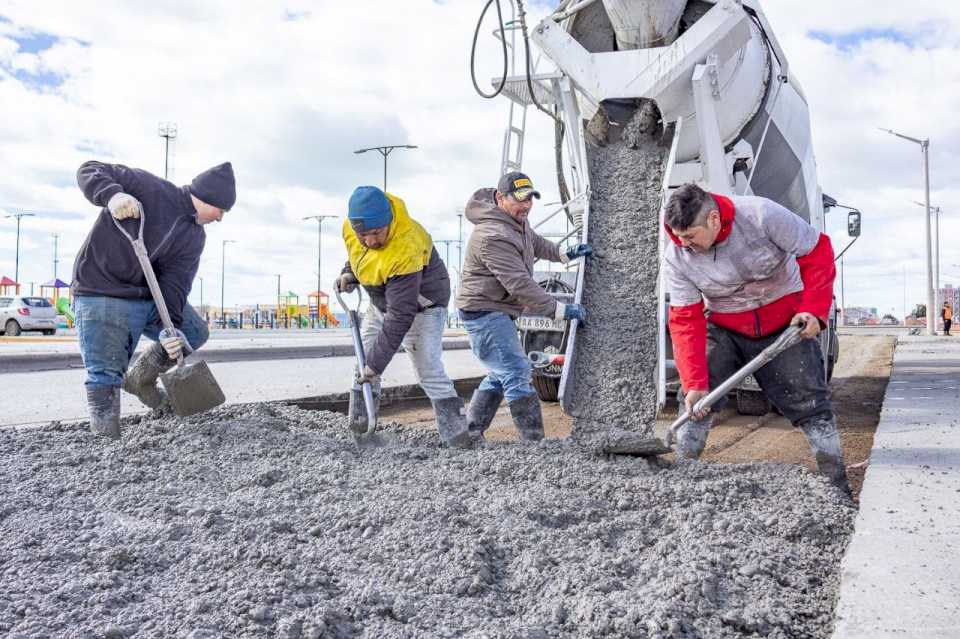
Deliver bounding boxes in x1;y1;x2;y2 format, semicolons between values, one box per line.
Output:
456;172;591;442
943;301;953;336
336;186;471;448
74;160;235;439
664;183;851;496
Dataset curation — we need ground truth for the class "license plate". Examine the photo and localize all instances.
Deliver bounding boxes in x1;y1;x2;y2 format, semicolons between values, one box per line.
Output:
517;315;566;332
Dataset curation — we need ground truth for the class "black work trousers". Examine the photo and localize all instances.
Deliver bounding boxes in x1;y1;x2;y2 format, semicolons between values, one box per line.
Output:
702;323;832;426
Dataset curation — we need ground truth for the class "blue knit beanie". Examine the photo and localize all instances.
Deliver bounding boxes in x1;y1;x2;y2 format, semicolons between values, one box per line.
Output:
348;186;393;232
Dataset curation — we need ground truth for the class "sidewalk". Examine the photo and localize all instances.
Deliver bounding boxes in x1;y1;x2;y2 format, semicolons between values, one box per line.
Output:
832;336;960;637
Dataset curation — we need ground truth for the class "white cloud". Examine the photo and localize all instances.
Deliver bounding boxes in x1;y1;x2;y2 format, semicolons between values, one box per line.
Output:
0;0;957;320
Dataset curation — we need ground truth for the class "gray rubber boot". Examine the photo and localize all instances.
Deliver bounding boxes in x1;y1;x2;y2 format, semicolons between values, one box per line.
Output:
675;416;712;460
347;386;381;434
466;389;503;441
800;415;851;497
508;393;544;442
432;396;473;449
122;342;174;409
87;385;121;440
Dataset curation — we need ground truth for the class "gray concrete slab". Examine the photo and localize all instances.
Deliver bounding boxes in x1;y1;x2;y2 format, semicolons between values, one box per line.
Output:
833;337;960;638
0;350;486;428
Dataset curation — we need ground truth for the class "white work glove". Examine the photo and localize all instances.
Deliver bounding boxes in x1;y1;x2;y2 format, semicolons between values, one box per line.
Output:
336;272;358;293
355;365;379;386
107;192;143;220
158;328;193;360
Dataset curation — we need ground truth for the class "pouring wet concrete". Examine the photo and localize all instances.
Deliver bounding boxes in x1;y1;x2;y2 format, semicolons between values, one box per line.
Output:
1;404;853;638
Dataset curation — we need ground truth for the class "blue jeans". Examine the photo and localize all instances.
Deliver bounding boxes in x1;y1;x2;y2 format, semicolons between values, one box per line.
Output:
74;296;209;389
462;311;535;403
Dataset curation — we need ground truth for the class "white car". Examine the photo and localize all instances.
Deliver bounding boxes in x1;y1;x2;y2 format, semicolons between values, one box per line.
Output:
0;296;58;336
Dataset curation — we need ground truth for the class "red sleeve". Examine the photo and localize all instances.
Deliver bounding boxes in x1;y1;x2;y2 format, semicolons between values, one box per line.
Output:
796;233;836;325
669;301;708;392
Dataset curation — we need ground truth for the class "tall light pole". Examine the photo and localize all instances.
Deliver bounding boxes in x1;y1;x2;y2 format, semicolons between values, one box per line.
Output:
221;239;236;328
303;214;338;326
914;200;944;323
52;233;60;281
457;211;464;281
199;277;204;318
4;212;35;286
353;144;418;191
158;122;178;180
880;127;934;335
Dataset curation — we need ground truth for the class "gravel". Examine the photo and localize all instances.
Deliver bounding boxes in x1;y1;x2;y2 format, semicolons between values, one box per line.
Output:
1;404;854;638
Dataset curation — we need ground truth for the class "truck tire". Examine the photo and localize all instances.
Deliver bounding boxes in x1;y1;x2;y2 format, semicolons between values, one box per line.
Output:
736;389;770;416
5;320;21;337
826;328;839;381
532;374;560;402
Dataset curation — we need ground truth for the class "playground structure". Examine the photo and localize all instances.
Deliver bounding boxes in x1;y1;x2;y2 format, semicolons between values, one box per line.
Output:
275;290;339;328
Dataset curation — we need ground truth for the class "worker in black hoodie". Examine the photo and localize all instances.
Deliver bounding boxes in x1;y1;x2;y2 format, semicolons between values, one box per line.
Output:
73;160;235;439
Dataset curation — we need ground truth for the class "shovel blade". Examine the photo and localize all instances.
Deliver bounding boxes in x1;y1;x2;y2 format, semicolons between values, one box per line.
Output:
599;431;673;457
160;359;226;417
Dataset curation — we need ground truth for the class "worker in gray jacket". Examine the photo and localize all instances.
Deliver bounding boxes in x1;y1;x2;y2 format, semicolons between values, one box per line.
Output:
456;172;591;442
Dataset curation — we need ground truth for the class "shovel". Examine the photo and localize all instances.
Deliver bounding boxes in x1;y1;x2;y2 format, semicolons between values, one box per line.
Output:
111;211;225;417
333;281;381;448
599;325;804;457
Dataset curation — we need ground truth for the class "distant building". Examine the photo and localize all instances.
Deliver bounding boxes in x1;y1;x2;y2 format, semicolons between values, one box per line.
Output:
841;307;878;326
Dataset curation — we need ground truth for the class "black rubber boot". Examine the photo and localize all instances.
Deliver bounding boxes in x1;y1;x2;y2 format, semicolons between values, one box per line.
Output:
348;386;381;434
87;385;121;440
122;342;174;409
800;415;852;497
466;389;503;441
508;393;544;442
432;396;473;449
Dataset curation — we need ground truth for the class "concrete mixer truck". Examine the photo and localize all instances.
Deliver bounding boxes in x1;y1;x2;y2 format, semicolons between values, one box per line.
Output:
473;0;850;421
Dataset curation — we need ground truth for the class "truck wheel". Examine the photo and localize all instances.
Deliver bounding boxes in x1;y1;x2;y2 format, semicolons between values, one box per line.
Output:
5;320;21;337
736;389;770;416
826;329;839;381
532;374;560;402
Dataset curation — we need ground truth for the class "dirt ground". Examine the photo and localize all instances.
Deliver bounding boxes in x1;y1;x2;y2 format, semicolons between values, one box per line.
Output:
384;334;895;502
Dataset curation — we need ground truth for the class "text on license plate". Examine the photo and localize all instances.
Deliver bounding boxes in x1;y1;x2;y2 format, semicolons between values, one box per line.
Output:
517;316;566;332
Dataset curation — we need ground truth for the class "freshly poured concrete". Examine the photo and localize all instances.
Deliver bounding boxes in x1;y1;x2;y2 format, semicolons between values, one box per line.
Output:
832;336;960;638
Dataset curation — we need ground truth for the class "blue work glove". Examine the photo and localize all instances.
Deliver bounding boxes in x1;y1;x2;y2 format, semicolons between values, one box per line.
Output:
555;303;588;325
564;243;593;262
158;328;193;360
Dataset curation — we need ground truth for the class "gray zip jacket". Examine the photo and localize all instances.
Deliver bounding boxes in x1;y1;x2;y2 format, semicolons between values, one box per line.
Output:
456;188;564;318
663;195;819;312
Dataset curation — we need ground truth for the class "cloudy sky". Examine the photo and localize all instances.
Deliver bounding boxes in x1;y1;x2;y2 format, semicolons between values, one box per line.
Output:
0;1;958;320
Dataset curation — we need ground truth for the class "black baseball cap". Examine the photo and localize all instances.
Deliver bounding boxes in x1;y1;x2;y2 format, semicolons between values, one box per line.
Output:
497;171;541;201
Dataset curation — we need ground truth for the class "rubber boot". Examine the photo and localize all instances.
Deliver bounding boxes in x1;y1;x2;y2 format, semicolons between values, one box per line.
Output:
87;385;121;440
466;389;503;441
347;385;381;434
508;393;544;442
800;415;851;497
432;396;473;449
122;342;174;409
675;415;712;460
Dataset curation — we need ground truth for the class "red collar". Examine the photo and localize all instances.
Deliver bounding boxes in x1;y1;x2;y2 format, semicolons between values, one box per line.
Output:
665;193;736;247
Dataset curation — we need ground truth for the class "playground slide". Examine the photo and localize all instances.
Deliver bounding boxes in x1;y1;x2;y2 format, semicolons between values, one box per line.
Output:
56;298;75;326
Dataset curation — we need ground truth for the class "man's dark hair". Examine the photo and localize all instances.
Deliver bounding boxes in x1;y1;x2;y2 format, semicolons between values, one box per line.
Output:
665;183;716;230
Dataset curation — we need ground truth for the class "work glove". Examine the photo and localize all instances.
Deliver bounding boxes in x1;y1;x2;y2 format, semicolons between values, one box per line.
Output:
562;243;593;263
554;302;588;325
336;272;359;294
107;192;143;220
355;364;379;386
791;312;821;339
158;328;193;361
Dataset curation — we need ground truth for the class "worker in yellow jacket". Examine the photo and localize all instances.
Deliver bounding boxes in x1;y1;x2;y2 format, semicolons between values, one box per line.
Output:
337;185;471;448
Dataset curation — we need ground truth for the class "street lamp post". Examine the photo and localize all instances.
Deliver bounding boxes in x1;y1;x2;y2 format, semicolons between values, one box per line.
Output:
353;145;418;191
4;212;36;286
880;128;934;335
914;200;944;324
221;239;236;328
303;214;338;327
52;233;60;281
199;277;204;320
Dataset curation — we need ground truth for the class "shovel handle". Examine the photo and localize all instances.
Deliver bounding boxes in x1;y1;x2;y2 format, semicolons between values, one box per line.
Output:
110;210;184;367
335;280;378;434
665;325;804;446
